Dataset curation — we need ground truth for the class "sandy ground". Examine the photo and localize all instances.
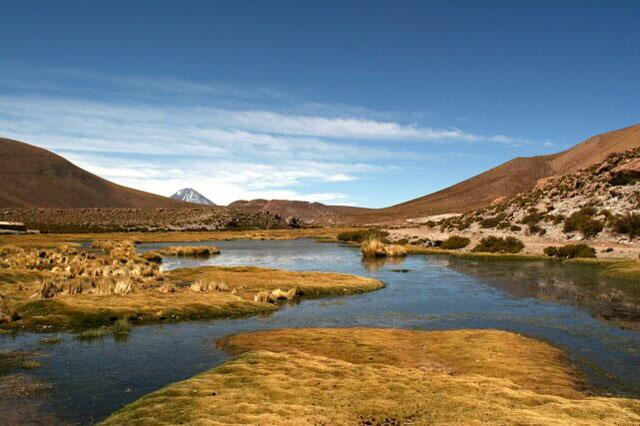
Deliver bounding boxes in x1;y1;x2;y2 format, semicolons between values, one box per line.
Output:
389;227;640;260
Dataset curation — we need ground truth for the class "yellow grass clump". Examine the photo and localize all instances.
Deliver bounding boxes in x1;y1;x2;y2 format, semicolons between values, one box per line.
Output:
102;328;640;425
1;247;383;331
155;245;220;257
361;238;407;258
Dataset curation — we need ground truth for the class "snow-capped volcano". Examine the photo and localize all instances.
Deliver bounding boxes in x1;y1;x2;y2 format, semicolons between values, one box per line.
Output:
170;188;215;205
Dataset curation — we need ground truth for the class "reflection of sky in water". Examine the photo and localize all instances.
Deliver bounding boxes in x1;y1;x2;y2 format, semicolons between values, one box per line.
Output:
2;239;639;424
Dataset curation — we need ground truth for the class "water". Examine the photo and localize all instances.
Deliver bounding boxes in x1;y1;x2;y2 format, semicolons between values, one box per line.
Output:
1;239;639;424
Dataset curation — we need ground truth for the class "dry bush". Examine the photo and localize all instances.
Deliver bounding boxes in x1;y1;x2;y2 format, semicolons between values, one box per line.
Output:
472;236;524;254
544;244;596;259
159;246;220;257
441;236;470;250
612;213;640;239
361;239;407;258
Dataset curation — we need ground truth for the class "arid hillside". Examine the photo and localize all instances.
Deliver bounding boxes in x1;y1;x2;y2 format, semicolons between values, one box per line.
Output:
0;138;186;208
356;123;640;223
228;199;367;225
228;123;640;225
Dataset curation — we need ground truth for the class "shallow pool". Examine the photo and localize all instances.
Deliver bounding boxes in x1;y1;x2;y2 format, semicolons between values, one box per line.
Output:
2;239;639;424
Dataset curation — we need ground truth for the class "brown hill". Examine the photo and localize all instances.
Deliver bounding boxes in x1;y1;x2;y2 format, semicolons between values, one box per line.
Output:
228;199;367;225
0;137;186;208
349;122;640;223
228;123;640;225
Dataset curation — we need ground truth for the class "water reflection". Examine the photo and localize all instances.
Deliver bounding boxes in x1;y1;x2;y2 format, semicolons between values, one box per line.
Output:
444;257;640;330
361;256;407;272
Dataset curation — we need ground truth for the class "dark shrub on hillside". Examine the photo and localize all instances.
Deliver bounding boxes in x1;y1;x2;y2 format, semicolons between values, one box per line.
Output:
547;214;565;225
509;225;521;232
563;208;603;239
480;213;506;229
441;235;470;250
544;244;596;259
472;236;524;254
613;213;640;239
337;229;389;243
610;170;640;186
528;224;546;236
520;212;544;225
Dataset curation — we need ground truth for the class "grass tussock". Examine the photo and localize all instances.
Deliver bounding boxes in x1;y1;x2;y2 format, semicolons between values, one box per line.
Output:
360;238;407;258
38;336;62;345
1;258;382;332
76;318;132;340
440;235;470;250
544;244;597;259
103;328;640;425
155;245;220;257
472;236;524;254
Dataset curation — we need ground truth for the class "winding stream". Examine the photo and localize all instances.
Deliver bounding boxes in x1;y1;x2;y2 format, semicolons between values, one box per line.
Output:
1;239;639;424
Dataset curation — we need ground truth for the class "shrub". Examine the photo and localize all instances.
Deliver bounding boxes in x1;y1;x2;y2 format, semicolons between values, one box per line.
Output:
337;229;389;243
520;212;544;226
480;213;506;229
472;236;524;254
612;213;640;239
544;244;596;259
509;225;521;232
441;236;470;250
563;208;603;239
547;214;565;225
528;224;546;236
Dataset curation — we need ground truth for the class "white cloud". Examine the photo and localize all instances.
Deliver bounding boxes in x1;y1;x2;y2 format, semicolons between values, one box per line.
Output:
0;69;535;206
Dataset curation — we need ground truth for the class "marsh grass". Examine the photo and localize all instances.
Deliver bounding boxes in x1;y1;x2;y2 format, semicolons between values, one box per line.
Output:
2;264;382;332
156;245;220;257
360;238;407;258
103;328;640;425
38;336;62;345
0;350;42;374
544;244;596;259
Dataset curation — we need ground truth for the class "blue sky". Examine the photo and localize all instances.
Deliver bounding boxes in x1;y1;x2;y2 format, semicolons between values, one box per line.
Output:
1;0;638;207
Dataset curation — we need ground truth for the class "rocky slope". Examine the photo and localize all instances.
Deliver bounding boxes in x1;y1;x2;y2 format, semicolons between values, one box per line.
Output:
171;188;215;205
351;123;640;223
401;146;640;249
228;199;367;225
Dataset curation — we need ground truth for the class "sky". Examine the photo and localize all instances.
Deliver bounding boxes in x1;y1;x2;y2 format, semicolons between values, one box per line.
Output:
0;0;639;207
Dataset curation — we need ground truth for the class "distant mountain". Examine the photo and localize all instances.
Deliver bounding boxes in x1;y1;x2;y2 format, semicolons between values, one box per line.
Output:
228;199;365;224
0;137;186;208
170;188;215;205
229;123;640;225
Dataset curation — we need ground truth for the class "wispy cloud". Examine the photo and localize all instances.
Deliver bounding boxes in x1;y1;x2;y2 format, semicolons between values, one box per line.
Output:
0;67;540;206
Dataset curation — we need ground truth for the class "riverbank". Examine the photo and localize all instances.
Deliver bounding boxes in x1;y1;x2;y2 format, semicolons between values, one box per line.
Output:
0;227;357;249
389;227;640;260
0;265;383;333
102;328;640;425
